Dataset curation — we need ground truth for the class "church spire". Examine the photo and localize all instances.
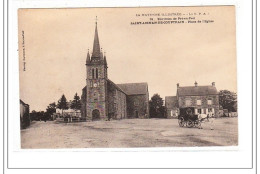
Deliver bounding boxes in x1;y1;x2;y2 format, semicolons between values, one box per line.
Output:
91;16;101;58
86;49;90;64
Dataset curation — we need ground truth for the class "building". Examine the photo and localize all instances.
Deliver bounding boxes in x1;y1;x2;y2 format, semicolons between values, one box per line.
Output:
20;99;30;129
81;21;149;121
177;81;219;117
165;96;179;118
165;82;220;117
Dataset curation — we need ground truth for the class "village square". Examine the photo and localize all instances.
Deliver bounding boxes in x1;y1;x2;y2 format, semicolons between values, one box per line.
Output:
20;18;238;148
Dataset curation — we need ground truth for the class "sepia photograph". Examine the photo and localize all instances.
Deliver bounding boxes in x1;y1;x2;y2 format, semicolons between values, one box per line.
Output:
18;6;238;149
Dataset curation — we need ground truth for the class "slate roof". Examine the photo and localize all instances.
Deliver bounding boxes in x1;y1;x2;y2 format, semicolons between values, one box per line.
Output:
116;82;148;95
177;86;218;96
82;81;148;96
165;96;178;108
107;79;127;95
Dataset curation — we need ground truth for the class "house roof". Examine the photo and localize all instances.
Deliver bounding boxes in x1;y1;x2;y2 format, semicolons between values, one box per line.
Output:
20;99;29;107
165;96;178;108
116;82;148;95
177;86;218;96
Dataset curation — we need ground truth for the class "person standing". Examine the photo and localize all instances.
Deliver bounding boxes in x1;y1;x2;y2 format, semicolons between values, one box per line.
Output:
209;113;215;130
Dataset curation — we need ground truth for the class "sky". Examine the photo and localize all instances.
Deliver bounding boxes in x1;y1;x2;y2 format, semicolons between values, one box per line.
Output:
18;6;237;111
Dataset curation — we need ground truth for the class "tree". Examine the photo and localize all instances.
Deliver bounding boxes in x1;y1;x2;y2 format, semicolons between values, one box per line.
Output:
30;110;37;121
57;94;68;115
219;90;237;112
46;102;56;120
30;110;46;121
70;93;81;110
149;93;166;118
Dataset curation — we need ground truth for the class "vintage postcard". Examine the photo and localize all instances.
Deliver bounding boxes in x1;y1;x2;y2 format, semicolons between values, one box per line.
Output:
18;6;237;149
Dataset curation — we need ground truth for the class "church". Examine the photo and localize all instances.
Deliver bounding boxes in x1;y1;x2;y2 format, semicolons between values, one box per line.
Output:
81;21;150;121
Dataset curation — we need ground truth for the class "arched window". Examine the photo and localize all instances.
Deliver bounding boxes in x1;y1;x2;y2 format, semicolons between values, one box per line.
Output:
96;68;98;79
92;69;95;79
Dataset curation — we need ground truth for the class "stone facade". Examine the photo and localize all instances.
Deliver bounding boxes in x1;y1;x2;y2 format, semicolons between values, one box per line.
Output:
176;82;220;117
81;22;149;121
126;95;149;118
165;96;179;118
20;99;30;129
107;80;127;119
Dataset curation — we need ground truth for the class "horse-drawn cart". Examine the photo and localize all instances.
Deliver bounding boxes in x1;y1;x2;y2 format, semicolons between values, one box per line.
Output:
178;107;201;128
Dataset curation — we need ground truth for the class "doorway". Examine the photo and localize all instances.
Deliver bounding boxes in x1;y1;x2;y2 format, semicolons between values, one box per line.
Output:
135;111;139;118
92;109;100;120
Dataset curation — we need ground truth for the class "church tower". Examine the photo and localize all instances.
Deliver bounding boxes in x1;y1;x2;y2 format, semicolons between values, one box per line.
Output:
85;19;108;120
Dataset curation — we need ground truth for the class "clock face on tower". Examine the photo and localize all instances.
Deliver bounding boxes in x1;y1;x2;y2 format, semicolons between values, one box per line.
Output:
93;83;97;87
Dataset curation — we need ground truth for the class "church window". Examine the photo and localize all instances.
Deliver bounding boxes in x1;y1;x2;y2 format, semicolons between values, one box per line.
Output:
96;68;98;79
92;69;95;79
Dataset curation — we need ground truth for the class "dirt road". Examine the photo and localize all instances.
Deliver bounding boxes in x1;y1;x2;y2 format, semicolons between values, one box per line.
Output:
21;117;238;148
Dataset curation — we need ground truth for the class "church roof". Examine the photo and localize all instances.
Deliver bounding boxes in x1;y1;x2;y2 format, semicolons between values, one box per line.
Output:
177;86;218;96
107;79;127;95
117;82;148;95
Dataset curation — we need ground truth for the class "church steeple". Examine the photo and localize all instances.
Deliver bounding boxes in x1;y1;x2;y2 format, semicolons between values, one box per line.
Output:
86;17;108;79
91;17;101;59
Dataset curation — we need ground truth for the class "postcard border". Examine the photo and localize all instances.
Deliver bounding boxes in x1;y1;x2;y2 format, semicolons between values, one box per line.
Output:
2;0;257;172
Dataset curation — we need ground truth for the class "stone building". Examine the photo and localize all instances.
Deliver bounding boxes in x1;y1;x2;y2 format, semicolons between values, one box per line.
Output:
81;22;149;121
20;99;30;129
165;96;178;118
165;82;220;117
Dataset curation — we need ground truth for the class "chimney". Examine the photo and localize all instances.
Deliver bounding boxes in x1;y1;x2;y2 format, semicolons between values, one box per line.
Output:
177;83;179;88
194;81;198;87
212;82;215;86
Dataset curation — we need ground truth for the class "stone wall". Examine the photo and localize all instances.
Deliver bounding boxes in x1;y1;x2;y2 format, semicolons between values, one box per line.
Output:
87;64;107;80
85;79;107;120
126;94;149;118
107;81;127;119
